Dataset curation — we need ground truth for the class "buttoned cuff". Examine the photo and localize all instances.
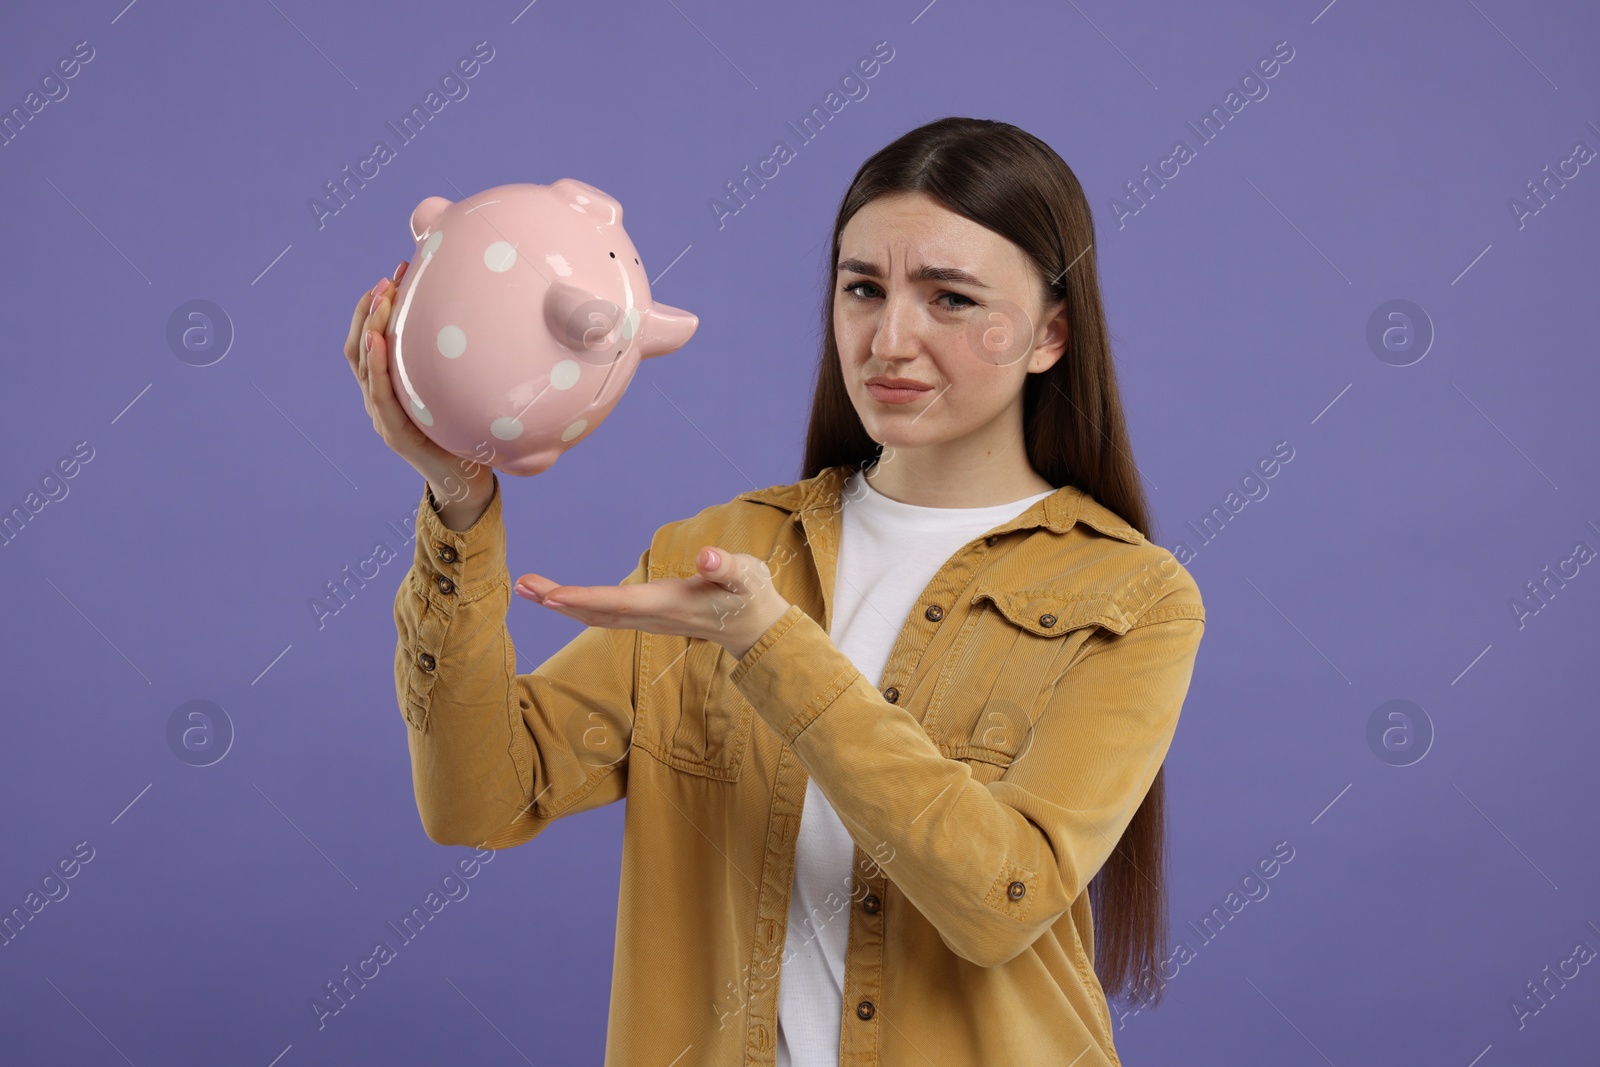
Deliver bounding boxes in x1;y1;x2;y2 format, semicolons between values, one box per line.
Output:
412;473;506;602
728;602;863;745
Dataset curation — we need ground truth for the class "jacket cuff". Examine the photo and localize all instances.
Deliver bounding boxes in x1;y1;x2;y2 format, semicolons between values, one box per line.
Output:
728;603;862;745
412;473;506;602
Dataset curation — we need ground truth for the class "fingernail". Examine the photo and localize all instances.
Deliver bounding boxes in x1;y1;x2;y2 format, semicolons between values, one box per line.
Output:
373;277;391;301
393;260;407;279
702;548;720;569
362;329;372;354
542;599;566;608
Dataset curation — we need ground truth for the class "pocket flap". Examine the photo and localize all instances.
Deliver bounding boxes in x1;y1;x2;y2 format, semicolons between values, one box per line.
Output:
971;587;1134;637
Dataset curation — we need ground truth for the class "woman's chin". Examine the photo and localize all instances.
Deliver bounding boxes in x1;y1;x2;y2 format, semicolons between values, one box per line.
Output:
867;423;939;450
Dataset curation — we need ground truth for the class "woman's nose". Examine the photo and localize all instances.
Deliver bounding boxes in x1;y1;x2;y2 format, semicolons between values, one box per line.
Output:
871;292;922;357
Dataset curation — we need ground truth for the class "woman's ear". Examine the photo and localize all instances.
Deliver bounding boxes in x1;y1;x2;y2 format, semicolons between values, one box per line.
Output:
1031;299;1070;373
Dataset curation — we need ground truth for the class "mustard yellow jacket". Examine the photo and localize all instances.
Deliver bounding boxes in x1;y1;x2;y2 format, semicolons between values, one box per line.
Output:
393;462;1206;1066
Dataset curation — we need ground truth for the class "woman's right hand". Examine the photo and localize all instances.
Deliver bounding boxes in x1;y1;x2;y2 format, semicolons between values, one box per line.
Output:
345;262;492;507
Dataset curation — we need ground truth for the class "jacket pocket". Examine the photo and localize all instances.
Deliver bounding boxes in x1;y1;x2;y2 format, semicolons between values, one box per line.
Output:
923;587;1134;772
641;633;752;782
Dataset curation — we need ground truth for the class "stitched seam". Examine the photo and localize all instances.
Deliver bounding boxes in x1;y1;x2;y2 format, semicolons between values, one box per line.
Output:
977;590;1132;636
502;626;533;800
1073;935;1119;1055
452;573;506;608
403;585;447;730
783;666;862;743
638;632;746;781
540;757;624;820
982;860;1037;923
728;603;804;686
1128;604;1206;628
922;606;985;739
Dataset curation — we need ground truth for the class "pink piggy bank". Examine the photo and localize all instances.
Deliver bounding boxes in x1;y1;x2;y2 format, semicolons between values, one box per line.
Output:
383;179;698;477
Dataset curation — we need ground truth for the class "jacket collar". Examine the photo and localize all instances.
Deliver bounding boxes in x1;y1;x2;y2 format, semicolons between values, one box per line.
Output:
735;463;1145;545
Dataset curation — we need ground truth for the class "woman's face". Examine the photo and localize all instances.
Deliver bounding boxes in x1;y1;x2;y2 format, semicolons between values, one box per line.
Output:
833;190;1068;452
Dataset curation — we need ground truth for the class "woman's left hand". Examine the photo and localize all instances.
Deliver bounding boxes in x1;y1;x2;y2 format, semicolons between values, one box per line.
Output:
514;546;792;661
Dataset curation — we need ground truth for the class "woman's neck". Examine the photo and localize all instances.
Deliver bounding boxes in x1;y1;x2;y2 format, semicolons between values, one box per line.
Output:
860;448;1054;508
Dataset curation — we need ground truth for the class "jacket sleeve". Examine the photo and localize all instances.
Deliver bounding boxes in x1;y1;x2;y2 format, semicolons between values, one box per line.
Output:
727;591;1204;969
394;473;647;850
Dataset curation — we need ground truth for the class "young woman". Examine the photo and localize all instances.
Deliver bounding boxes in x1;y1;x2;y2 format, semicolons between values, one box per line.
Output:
346;116;1205;1066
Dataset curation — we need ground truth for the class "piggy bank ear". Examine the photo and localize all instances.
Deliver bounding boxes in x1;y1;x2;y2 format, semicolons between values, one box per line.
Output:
549;178;622;224
409;196;453;242
638;302;698;359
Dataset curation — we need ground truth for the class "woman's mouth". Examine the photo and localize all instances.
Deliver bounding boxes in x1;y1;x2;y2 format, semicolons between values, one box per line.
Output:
866;381;933;405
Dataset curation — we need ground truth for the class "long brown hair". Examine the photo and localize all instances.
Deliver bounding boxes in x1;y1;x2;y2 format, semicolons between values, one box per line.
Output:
800;116;1169;1008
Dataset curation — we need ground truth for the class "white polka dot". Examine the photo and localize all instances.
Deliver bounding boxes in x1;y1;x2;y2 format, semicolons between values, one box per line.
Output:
550;359;580;389
620;306;641;341
484;241;517;272
437;325;466;359
560;418;587;442
410;398;433;426
422;230;444;258
490;416;524;440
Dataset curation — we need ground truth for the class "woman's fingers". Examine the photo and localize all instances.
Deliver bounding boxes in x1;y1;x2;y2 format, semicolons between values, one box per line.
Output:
365;328;406;432
346;260;408;377
513;573;560;601
513;572;734;630
367;281;392;333
698;548;774;601
359;329;379;424
358;265;400;382
363;261;407;346
346;287;375;370
368;261;408;324
343;258;472;475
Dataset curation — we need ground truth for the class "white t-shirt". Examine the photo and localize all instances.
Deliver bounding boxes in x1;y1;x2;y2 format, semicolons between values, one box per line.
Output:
775;469;1057;1067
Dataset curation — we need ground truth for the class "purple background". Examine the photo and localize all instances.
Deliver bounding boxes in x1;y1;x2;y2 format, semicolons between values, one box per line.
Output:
3;1;1597;1063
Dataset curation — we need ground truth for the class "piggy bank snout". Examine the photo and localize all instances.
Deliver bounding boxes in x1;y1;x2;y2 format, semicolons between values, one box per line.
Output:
638;302;698;360
542;284;697;363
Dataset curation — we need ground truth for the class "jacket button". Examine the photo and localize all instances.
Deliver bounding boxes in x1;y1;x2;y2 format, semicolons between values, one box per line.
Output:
417;651;436;672
883;687;899;704
436;545;458;564
1039;613;1057;628
436;576;455;595
1007;880;1026;901
856;1000;875;1020
862;894;880;914
985;535;999;546
924;604;943;622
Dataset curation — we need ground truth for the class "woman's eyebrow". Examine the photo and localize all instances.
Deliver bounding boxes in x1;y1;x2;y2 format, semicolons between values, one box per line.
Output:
836;257;991;289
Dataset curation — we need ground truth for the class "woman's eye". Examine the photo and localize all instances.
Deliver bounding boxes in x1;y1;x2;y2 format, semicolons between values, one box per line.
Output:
840;282;975;310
